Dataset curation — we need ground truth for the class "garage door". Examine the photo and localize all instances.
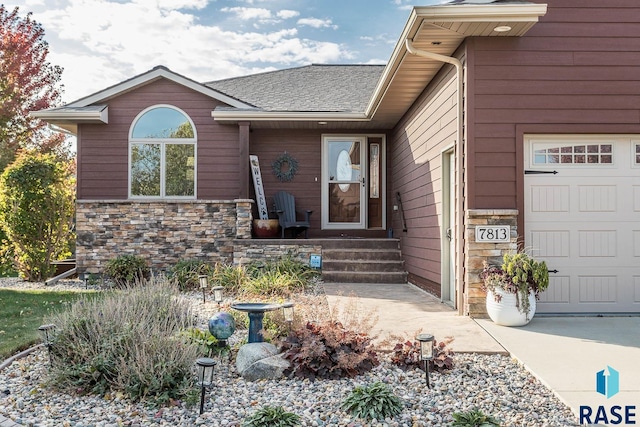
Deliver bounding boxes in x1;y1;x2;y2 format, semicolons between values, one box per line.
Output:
524;136;640;314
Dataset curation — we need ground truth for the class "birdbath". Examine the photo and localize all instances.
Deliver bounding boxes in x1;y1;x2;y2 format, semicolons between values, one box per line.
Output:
231;303;282;343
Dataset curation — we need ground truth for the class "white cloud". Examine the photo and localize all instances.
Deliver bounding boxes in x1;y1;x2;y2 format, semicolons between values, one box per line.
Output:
277;9;299;19
220;6;272;20
297;17;337;30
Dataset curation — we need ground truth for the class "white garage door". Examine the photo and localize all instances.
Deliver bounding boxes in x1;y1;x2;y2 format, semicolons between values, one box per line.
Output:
524;136;640;314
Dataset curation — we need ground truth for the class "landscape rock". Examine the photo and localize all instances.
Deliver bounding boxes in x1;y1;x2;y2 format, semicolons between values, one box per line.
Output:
239;354;290;381
235;342;278;374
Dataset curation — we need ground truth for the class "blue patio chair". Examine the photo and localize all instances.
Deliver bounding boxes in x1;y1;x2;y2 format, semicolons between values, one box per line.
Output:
273;191;312;238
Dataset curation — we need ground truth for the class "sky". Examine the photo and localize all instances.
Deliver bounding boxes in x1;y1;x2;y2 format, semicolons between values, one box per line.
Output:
5;0;444;104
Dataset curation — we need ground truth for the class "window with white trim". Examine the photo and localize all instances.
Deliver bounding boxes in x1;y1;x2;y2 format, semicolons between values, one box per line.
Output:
129;105;196;198
533;143;612;165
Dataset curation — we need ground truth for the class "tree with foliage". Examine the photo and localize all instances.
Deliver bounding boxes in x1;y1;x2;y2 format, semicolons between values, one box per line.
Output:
0;5;65;171
0;152;75;281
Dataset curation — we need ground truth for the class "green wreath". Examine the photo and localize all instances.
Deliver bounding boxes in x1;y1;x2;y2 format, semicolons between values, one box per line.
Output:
272;152;299;182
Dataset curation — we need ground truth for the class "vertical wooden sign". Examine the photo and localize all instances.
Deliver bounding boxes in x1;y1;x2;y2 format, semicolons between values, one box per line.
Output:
250;155;269;220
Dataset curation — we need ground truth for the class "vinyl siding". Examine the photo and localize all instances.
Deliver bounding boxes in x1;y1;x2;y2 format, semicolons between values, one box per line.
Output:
390;65;459;294
467;0;640;211
77;78;239;200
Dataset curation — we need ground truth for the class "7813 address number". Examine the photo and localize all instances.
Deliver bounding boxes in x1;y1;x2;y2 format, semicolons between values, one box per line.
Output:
475;225;510;243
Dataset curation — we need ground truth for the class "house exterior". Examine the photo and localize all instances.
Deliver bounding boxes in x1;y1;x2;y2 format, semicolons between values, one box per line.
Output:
33;0;640;317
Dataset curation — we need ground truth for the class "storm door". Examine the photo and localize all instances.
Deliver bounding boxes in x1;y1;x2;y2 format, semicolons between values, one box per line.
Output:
322;136;366;229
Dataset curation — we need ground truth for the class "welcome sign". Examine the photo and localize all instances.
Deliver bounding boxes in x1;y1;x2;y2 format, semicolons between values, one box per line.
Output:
250;155;269;220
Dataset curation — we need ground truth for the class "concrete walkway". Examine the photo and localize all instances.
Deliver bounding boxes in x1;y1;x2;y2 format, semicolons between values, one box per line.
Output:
323;282;506;354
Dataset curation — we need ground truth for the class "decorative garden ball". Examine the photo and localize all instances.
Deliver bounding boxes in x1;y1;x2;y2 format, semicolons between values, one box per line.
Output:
208;312;236;340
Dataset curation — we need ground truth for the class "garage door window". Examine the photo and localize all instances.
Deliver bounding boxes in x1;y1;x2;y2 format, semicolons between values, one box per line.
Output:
635;143;640;165
533;143;612;165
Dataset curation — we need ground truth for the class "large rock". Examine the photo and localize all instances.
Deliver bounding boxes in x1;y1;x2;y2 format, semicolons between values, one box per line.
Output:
235;343;290;381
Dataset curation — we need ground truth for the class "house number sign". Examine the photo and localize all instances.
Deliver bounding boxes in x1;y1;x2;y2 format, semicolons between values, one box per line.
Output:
475;225;510;243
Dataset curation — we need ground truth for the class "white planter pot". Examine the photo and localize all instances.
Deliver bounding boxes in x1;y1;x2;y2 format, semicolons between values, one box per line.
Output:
486;288;536;327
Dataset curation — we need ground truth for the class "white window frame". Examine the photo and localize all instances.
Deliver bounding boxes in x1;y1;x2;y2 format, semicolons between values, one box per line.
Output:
128;104;197;199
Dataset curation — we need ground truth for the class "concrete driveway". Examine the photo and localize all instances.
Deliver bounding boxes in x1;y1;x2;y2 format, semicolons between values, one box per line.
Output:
477;317;640;420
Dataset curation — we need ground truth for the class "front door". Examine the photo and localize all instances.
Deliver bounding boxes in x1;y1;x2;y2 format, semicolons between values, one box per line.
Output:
322;135;386;230
322;136;366;229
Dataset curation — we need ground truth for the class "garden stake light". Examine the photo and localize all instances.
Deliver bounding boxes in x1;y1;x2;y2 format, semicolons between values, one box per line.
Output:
282;302;294;330
212;286;224;311
38;324;56;368
198;275;208;304
417;333;434;389
195;357;216;415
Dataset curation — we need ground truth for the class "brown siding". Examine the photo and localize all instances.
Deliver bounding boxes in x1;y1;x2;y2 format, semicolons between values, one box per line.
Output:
467;0;640;213
390;65;458;294
77;79;240;200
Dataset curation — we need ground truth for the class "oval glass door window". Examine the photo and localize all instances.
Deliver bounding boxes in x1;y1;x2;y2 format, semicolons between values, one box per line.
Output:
336;149;352;192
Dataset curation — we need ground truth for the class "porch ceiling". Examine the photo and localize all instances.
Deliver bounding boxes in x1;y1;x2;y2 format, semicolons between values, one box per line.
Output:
366;3;548;129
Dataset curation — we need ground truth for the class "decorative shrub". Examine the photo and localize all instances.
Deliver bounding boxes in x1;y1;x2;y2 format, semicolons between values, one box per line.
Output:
46;278;199;405
169;259;212;291
183;327;222;357
242;405;301;427
279;320;379;380
0;153;75;281
452;408;501;426
390;336;455;372
341;381;403;421
103;254;150;287
212;263;248;295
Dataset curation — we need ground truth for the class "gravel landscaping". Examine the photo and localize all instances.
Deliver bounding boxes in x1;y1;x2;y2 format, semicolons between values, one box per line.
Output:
0;278;579;426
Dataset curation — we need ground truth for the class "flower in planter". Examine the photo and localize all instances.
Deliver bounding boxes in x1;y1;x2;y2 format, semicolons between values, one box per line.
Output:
480;251;549;319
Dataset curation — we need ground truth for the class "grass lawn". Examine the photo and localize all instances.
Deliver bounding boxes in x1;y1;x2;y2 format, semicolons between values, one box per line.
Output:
0;288;96;359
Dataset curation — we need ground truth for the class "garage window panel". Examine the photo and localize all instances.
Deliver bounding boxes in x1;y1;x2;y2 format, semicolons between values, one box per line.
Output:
533;143;613;165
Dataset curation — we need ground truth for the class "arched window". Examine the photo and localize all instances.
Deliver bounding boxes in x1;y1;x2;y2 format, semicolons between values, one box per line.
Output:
129;105;196;198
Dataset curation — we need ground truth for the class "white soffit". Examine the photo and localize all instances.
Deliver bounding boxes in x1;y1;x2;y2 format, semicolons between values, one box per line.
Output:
366;3;548;125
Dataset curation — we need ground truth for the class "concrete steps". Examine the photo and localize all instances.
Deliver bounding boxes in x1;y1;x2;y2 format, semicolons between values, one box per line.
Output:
321;239;407;284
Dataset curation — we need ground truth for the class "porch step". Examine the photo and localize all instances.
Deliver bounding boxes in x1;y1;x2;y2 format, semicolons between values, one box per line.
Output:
321;239;407;284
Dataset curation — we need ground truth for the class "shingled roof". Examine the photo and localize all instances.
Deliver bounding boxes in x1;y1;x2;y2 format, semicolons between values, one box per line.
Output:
206;64;385;113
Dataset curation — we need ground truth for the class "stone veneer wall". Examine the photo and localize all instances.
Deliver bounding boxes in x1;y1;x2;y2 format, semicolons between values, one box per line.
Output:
233;240;322;266
464;209;518;318
76;200;253;273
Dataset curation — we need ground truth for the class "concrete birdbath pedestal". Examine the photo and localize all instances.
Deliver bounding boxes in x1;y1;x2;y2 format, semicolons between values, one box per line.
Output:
231;303;282;343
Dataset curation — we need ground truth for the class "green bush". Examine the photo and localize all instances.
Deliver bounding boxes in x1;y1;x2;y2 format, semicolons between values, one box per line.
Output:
46;278;199;405
212;263;248;295
242;405;301;427
452;408;501;426
0;153;75;281
169;259;213;291
103;254;150;287
341;381;403;421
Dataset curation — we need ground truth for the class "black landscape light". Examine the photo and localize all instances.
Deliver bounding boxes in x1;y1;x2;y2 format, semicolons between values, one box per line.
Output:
416;333;434;388
282;302;294;329
195;357;217;415
198;275;208;303
38;324;57;367
212;286;224;310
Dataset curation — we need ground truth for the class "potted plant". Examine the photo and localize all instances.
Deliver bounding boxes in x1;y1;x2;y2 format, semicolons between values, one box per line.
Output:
480;251;549;326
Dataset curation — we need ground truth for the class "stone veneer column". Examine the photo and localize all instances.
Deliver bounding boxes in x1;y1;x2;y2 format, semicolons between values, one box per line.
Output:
464;209;518;318
235;199;253;239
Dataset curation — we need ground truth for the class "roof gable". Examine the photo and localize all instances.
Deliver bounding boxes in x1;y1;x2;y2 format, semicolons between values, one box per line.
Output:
67;65;253;109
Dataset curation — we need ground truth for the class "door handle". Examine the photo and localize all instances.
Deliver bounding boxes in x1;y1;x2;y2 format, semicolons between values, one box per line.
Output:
446;228;452;241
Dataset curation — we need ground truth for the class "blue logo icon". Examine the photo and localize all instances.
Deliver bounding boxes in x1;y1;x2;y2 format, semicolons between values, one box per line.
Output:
596;366;619;399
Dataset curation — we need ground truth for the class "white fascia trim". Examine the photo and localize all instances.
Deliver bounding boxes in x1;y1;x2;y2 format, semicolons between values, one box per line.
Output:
364;3;547;117
412;4;548;22
67;68;252;109
211;110;369;122
30;107;108;123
